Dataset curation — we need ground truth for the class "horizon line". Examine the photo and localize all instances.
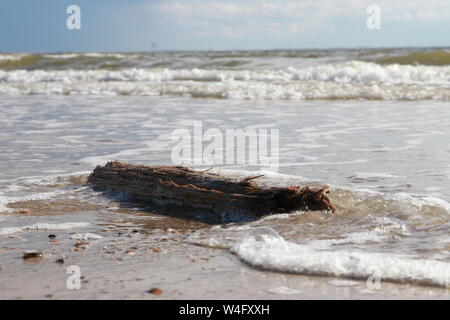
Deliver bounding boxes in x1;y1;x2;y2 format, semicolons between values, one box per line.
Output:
1;45;450;55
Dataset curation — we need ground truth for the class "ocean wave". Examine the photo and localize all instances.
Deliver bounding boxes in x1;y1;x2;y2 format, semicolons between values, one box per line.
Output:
1;61;449;84
232;232;450;288
0;54;28;62
1;49;449;71
0;51;327;70
377;50;450;66
0;54;44;69
0;53;144;70
0;62;449;100
0;171;91;213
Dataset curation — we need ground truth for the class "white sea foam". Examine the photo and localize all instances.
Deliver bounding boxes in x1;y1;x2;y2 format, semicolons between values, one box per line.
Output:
0;62;449;100
390;193;450;212
352;172;402;179
69;233;103;240
374;217;411;235
0;171;90;187
419;197;450;211
1;62;449;84
0;222;90;235
0;171;91;213
0;190;69;213
232;234;450;288
0;54;26;61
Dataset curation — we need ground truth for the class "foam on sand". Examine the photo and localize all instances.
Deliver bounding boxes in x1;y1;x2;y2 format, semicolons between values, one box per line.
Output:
232;231;450;288
0;190;69;213
0;222;90;235
69;233;103;240
0;171;92;213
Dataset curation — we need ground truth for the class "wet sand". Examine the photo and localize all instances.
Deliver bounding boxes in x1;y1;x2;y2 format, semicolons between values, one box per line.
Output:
0;211;448;300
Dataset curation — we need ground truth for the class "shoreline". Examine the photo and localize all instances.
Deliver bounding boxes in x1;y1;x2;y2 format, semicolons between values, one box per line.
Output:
0;211;448;300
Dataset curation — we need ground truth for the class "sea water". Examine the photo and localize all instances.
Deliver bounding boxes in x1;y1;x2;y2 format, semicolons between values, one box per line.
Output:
0;48;449;288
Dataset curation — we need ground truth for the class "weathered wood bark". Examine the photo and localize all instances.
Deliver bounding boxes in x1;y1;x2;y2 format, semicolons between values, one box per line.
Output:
88;161;335;216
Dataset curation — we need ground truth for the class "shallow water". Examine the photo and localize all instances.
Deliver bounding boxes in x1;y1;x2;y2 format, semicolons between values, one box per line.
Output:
1;47;450;289
1;95;449;288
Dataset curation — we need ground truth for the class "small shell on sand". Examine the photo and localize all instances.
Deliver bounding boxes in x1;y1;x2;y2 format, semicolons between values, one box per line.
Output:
23;250;43;259
147;288;163;295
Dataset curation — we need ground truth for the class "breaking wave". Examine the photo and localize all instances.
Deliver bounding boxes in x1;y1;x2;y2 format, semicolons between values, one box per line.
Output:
232;231;450;288
0;61;450;100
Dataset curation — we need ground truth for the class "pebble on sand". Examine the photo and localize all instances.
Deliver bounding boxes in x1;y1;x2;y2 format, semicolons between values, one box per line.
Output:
23;250;43;259
75;241;90;248
148;246;162;253
147;288;163;295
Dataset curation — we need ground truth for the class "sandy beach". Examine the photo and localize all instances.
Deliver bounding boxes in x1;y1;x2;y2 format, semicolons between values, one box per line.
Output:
1;210;448;300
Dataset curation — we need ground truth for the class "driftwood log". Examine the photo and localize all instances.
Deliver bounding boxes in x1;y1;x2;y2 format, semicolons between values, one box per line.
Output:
88;161;335;216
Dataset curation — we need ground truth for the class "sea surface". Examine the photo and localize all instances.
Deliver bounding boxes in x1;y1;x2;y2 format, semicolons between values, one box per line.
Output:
1;48;449;290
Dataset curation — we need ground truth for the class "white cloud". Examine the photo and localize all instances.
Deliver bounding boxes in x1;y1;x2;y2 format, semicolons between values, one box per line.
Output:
153;0;450;20
136;0;450;38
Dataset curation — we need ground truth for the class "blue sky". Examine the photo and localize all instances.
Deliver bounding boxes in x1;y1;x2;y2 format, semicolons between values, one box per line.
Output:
1;0;449;52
